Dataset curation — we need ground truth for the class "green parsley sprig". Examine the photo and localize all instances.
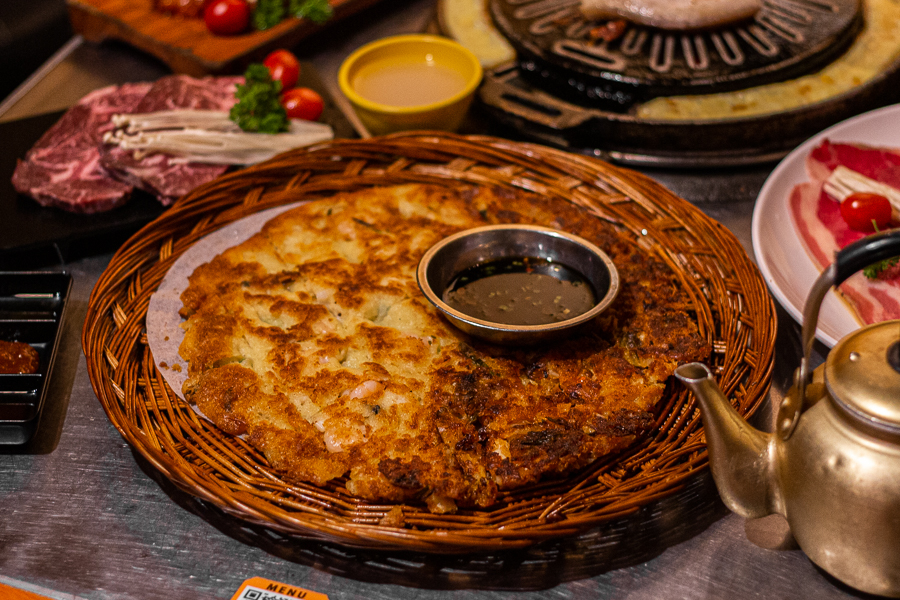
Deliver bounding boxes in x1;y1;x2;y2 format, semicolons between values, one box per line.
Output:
290;0;334;23
861;223;900;280
252;0;285;31
229;64;289;134
253;0;333;30
863;256;899;279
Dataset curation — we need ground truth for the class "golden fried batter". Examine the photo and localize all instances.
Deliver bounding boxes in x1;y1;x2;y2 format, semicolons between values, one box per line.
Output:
178;183;708;512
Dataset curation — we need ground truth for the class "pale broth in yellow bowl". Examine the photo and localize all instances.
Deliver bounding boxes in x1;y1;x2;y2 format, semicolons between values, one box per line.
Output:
338;34;483;136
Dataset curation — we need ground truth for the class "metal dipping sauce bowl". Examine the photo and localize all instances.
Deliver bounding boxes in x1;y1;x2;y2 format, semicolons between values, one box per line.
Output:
417;225;620;345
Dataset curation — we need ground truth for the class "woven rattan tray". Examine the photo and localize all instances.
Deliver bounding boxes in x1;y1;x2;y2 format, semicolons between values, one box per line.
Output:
82;133;776;553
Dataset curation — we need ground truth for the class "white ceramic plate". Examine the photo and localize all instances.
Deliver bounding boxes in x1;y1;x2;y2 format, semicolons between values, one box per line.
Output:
752;103;900;347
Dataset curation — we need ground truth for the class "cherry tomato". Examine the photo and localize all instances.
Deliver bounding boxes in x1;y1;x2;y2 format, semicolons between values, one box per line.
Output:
840;192;894;232
204;0;250;35
263;49;301;91
282;87;324;121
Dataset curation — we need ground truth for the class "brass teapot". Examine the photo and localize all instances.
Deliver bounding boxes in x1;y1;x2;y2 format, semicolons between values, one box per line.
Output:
676;230;900;597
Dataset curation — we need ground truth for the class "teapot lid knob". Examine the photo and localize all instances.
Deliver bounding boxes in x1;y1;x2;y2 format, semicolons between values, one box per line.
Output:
826;321;900;434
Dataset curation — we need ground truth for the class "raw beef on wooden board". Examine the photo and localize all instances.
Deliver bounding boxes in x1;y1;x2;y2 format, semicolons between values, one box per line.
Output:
789;139;900;325
100;75;243;205
11;82;152;213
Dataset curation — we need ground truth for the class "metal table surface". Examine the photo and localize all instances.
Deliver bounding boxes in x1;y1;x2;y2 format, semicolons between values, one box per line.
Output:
0;1;861;599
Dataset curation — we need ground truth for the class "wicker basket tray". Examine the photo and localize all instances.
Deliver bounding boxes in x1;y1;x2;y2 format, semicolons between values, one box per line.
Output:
82;133;776;553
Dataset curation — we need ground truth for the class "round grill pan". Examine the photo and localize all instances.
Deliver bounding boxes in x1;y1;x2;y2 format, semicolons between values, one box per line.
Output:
490;0;862;109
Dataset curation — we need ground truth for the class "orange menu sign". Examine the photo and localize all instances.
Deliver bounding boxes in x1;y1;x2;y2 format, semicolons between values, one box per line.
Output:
230;577;329;600
0;581;57;600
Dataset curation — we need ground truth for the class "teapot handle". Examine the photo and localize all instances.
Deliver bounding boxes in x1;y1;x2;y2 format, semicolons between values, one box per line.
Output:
787;229;900;439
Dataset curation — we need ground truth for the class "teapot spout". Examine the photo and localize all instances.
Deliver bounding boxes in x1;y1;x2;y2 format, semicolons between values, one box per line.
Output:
675;363;776;519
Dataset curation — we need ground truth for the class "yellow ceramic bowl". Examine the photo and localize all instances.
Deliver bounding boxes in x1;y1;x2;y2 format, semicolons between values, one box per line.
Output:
338;34;483;136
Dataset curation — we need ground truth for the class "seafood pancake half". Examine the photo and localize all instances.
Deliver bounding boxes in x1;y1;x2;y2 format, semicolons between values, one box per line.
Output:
178;183;709;513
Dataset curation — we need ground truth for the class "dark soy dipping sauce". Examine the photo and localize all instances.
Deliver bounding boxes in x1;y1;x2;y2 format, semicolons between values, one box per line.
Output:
442;257;596;326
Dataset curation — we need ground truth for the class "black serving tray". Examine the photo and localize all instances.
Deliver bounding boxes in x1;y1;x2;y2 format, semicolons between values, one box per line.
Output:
0;271;72;444
0;111;167;257
0;64;356;261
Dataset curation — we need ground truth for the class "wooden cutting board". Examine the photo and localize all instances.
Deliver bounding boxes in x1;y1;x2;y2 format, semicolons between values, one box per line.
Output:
67;0;381;76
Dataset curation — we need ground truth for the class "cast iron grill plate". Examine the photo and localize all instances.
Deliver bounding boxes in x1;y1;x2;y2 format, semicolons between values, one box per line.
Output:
0;271;71;445
490;0;862;109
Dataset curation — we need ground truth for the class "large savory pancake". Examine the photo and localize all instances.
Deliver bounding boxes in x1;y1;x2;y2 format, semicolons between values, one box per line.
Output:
178;183;709;512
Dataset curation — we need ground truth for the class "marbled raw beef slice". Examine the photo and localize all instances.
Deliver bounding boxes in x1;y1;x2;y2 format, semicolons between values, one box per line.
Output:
11;82;152;213
100;75;243;205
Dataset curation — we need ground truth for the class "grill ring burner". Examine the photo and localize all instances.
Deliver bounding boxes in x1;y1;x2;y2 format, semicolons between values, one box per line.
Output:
490;0;862;110
477;59;900;168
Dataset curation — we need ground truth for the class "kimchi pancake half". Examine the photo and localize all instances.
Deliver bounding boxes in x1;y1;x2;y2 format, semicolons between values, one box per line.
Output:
178;183;709;512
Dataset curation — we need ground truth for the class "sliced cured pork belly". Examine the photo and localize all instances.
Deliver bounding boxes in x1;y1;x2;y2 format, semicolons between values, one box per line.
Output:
580;0;762;30
789;140;900;325
100;75;242;205
11;83;152;213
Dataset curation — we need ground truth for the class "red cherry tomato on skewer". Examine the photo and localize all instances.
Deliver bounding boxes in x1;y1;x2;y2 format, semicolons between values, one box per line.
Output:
204;0;250;35
282;87;324;121
840;192;894;232
263;49;301;91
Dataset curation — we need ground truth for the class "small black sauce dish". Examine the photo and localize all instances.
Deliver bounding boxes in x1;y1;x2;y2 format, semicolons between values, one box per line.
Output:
417;225;619;345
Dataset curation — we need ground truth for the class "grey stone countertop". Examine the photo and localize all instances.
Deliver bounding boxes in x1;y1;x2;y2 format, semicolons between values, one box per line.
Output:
0;1;865;598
